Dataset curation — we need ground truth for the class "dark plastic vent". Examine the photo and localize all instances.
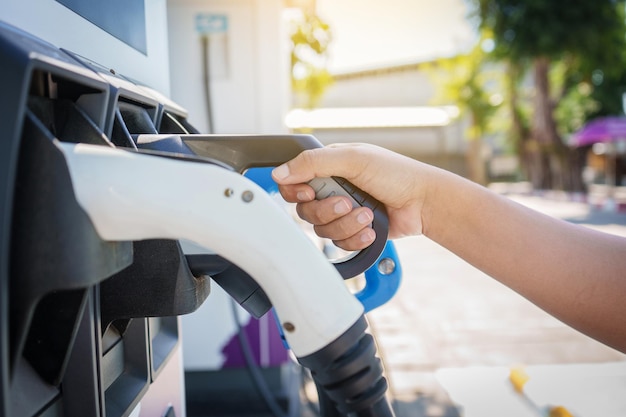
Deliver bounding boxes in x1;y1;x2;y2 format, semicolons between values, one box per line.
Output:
1;21;206;417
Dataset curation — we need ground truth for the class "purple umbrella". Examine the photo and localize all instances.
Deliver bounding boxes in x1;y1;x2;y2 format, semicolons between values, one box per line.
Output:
572;116;626;147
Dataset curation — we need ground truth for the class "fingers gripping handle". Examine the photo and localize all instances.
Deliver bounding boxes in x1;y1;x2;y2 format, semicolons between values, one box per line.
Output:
307;176;389;279
136;133;390;278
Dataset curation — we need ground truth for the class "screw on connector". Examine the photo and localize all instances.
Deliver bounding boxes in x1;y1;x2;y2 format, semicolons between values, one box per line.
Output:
283;322;295;332
377;258;396;275
224;188;234;197
242;190;254;203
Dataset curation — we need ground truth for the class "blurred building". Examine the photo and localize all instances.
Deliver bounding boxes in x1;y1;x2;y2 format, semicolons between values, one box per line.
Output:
288;62;470;176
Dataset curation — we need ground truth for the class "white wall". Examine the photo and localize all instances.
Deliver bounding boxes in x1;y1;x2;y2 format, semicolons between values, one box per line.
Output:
167;0;292;370
321;68;436;108
1;0;172;95
167;0;290;134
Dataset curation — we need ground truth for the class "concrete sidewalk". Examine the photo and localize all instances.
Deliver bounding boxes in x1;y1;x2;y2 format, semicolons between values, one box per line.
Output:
365;190;626;417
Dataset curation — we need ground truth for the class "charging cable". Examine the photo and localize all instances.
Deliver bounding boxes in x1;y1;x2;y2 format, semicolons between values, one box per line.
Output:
230;299;298;417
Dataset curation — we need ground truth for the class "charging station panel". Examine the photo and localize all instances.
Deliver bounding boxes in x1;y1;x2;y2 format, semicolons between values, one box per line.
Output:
0;21;209;417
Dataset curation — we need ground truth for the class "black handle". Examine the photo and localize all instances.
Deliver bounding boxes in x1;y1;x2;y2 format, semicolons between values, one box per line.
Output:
182;134;327;172
134;133;389;279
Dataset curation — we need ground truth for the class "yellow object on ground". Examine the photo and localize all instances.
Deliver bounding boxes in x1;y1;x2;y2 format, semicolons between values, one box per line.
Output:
510;365;575;417
509;366;530;393
549;406;574;417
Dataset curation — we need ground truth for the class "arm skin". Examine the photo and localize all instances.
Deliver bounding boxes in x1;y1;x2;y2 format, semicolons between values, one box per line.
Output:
272;143;626;353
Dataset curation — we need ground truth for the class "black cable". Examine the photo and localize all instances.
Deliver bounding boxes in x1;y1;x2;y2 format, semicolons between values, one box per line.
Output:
200;35;214;134
230;299;294;417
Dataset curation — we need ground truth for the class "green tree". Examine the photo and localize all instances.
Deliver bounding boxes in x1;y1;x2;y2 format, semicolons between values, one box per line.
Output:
587;68;626;118
289;11;334;109
472;0;626;191
425;32;503;184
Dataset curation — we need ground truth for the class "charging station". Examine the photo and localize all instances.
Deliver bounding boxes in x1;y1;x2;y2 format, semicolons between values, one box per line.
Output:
1;1;295;416
0;2;401;417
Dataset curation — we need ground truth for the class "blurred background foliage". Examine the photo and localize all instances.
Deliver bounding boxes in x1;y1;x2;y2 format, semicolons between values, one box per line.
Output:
288;11;334;109
424;30;504;184
431;0;626;190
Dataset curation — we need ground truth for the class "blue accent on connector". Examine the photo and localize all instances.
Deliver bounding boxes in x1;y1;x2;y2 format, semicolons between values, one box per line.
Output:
354;241;402;312
244;167;279;194
272;309;291;350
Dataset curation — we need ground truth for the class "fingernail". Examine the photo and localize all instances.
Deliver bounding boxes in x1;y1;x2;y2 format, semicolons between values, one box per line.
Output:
272;164;290;181
334;200;351;214
357;211;373;225
361;229;375;243
297;191;311;201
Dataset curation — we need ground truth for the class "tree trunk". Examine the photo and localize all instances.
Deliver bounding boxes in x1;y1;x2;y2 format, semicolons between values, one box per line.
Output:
532;57;559;145
530;56;571;190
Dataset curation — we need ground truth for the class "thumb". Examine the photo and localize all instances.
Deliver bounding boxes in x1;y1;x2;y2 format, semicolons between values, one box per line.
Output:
272;146;360;185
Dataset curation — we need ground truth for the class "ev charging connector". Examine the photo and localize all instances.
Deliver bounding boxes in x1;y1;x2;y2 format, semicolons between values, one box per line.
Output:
57;142;396;416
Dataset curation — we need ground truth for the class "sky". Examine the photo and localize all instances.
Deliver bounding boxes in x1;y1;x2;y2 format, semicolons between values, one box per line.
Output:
315;0;477;73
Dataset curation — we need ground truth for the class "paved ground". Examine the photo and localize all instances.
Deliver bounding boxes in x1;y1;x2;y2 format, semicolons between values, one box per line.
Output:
222;184;626;417
362;185;626;417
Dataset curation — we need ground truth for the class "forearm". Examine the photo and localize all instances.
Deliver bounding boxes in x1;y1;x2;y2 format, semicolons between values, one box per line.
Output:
273;143;626;351
422;169;626;352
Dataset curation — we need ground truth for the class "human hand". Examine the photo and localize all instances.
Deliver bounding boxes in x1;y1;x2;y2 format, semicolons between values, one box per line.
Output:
271;143;428;251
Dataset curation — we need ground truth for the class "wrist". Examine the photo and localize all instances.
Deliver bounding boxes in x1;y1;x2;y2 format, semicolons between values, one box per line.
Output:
419;165;464;241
